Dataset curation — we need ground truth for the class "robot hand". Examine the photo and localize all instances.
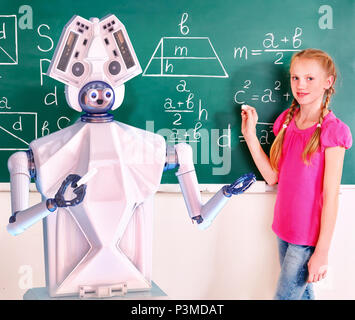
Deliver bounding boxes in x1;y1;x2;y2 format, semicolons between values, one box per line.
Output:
7;173;89;236
197;172;256;230
50;174;87;210
222;172;256;197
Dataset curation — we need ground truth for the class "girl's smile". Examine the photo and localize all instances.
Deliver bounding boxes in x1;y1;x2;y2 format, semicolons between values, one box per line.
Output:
296;92;309;98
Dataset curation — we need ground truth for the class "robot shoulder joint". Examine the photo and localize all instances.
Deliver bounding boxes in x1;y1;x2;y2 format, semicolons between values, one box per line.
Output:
8;149;36;178
174;143;195;174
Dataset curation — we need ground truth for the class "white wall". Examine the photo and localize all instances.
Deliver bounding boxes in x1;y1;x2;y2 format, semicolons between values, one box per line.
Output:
1;186;355;300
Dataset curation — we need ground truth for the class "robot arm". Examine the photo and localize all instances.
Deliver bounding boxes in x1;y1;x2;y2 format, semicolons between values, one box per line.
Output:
7;151;87;236
7;149;48;236
165;143;256;230
8;151;31;216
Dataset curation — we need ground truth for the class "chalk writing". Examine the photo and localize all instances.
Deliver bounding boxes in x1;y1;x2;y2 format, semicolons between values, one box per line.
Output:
0;15;18;65
234;80;290;105
0;112;37;150
143;37;228;78
239;122;273;145
234;27;303;65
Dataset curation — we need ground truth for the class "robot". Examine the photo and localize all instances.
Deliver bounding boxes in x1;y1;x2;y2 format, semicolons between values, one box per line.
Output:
6;14;256;298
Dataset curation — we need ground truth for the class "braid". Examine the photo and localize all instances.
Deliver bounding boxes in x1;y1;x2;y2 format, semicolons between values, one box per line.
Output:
323;87;334;110
302;87;334;164
270;99;299;171
283;99;298;125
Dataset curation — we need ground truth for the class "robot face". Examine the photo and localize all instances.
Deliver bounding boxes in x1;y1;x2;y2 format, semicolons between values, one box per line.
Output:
78;81;115;113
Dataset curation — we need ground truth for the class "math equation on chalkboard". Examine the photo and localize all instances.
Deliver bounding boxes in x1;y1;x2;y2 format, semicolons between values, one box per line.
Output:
1;2;344;183
142;14;303;150
233;27;303;64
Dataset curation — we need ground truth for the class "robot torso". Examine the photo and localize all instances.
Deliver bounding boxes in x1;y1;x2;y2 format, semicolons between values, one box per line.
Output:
29;120;166;296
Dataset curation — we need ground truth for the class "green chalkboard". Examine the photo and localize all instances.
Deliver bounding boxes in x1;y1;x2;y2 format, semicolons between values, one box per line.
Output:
0;0;354;184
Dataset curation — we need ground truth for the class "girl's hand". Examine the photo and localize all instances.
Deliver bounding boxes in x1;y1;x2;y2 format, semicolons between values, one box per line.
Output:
307;250;328;283
241;105;258;140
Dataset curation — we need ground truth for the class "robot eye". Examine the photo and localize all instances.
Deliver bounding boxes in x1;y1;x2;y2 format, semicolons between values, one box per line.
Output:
103;88;113;101
88;89;99;102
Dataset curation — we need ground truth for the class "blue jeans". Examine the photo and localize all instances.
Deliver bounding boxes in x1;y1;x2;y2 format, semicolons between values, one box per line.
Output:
274;237;315;300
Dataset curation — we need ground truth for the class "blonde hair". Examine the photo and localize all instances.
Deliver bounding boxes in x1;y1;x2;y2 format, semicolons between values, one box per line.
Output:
270;49;337;171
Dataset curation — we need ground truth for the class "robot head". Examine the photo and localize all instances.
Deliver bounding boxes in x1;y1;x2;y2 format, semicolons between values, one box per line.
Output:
47;14;141;113
79;81;115;113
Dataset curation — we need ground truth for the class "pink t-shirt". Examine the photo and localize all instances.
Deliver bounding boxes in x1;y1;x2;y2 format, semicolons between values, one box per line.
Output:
272;108;352;246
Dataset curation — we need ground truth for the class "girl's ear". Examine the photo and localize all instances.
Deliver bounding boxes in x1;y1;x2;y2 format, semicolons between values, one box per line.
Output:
325;75;334;90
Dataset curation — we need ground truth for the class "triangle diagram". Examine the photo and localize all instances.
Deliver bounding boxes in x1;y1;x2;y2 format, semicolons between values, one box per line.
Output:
0;46;17;64
0;15;18;65
0;125;29;149
0;112;37;150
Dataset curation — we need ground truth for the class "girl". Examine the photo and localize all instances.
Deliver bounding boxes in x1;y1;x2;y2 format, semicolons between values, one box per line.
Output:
241;49;352;300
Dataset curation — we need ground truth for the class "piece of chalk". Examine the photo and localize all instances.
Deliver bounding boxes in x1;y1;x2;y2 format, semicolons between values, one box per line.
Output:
235;182;243;189
76;168;98;187
241;105;247;110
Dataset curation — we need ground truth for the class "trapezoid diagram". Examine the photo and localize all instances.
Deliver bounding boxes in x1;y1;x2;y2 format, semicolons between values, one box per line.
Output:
143;37;228;78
